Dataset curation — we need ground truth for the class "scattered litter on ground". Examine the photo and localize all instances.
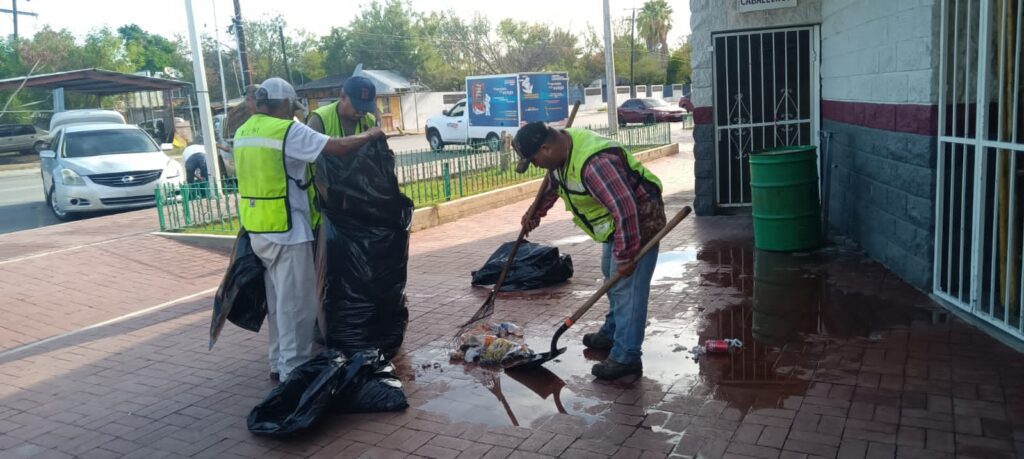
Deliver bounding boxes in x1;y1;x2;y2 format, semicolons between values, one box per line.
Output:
688;338;743;361
450;322;534;367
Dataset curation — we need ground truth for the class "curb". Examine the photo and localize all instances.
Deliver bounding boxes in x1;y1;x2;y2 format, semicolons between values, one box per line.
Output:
152;231;236;252
155;143;680;242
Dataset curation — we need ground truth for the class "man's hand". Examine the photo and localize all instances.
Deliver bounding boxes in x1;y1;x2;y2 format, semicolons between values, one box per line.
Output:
616;259;636;278
521;212;540;236
364;127;385;140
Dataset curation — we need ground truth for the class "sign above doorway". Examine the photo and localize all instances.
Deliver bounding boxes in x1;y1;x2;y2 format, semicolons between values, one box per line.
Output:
737;0;797;13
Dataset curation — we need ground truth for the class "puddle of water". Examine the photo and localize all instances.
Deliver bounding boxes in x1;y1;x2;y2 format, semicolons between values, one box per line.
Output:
399;239;945;440
550;234;593;246
652;249;699;291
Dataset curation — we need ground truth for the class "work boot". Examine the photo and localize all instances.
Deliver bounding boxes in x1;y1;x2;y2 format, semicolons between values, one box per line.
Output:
582;332;614;350
591;358;642;380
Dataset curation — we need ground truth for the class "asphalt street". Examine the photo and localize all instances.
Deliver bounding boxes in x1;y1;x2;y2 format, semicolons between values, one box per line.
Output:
0;170;58;235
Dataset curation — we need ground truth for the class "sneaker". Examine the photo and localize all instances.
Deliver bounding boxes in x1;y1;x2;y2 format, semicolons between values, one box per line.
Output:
582;332;614;350
591;358;642;380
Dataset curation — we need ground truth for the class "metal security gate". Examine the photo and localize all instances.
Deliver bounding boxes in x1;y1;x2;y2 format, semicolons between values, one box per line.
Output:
712;26;820;207
935;0;1024;339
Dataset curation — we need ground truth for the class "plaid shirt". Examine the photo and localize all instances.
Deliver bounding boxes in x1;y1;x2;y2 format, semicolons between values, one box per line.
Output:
536;151;661;263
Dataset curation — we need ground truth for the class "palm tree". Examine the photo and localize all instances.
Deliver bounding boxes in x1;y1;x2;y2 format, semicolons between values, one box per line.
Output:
636;0;673;62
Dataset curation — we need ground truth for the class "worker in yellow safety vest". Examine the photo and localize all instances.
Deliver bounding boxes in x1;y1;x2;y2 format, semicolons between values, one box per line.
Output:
234;77;384;383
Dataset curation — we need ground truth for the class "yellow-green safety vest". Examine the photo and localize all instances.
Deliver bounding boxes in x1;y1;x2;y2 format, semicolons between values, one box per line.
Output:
553;128;663;243
309;101;376;137
235;114;320;233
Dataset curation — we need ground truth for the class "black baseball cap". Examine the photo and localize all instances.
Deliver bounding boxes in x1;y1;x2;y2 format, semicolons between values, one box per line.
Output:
513;121;551;173
343;76;377;114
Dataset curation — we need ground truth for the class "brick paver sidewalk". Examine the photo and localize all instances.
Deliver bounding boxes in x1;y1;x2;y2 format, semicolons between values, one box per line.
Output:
2;150;1023;459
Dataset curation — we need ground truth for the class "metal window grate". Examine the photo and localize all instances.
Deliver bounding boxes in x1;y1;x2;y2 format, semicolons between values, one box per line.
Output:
935;0;1024;339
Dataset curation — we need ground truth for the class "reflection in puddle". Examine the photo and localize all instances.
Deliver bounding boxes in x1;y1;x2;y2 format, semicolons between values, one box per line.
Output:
400;239;948;446
551;234;592;246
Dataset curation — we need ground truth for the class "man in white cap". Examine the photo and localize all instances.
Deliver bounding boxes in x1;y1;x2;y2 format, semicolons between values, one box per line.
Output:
234;77;384;382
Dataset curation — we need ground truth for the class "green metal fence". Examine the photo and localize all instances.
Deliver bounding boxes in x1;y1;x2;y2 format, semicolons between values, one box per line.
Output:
156;182;241;234
156;122;671;233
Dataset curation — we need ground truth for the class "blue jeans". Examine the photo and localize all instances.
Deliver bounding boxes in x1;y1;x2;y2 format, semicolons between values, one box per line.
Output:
598;242;659;365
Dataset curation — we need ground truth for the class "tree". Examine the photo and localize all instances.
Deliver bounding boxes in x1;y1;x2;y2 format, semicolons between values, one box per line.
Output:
636;0;672;62
319;0;423;80
414;10;473;90
462;16;579;75
665;39;691;85
82;28;133;73
118;24;188;76
17;26;80;73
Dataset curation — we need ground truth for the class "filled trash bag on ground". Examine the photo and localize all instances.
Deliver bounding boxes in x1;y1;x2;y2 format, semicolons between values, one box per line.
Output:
471;241;574;291
209;229;266;349
336;350;409;414
247;350;365;437
247;349;408;437
315;139;413;357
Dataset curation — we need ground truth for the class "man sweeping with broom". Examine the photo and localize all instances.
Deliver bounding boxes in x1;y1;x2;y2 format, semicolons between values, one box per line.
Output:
513;121;666;380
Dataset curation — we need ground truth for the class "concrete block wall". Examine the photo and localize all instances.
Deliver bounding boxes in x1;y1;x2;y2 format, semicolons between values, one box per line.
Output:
821;0;940;104
823;121;936;288
821;0;941;290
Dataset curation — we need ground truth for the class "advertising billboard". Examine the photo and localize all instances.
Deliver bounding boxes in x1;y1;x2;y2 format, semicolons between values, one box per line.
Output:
518;72;570;124
466;75;519;128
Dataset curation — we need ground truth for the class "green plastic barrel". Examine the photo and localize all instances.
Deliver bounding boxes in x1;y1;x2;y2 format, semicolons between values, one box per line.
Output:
748;145;822;252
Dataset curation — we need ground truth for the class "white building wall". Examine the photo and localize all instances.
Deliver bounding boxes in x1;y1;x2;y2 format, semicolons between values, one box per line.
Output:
689;0;823;108
821;0;940;104
400;92;463;133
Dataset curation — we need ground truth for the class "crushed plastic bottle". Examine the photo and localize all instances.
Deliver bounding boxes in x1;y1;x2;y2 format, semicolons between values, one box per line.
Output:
704;338;743;353
689;338;743;360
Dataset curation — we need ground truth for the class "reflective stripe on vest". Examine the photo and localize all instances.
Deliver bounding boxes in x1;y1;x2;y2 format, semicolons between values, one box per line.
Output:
554;128;663;243
235;114;304;233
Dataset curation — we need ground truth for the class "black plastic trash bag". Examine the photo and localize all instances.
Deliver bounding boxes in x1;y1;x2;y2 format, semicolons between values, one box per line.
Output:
247;350;365;437
337;352;408;414
315;139;413;357
209;229;267;349
247;350;408;437
471;241;574;291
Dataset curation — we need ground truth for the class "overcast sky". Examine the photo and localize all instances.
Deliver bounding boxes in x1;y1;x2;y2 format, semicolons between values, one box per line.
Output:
8;0;691;48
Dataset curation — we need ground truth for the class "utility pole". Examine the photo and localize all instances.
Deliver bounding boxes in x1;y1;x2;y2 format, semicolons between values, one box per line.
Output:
627;7;636;98
231;0;252;87
212;0;230;117
278;25;291;83
185;0;221;192
603;0;619;133
1;0;38;42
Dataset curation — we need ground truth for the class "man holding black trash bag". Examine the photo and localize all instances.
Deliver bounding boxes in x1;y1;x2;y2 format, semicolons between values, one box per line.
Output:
513;121;666;380
306;75;379;139
234;77;384;382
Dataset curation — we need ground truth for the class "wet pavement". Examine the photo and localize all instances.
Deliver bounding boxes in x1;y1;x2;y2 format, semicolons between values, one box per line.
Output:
2;150;1024;458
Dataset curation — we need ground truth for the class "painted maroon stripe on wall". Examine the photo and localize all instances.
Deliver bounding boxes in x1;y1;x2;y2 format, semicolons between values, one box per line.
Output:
693;101;939;137
822;100;937;136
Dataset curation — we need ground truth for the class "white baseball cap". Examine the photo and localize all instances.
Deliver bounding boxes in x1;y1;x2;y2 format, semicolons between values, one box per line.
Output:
256;77;307;112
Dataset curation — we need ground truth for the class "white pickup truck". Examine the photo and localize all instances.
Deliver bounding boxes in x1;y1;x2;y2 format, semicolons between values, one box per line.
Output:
425;72;570;152
424;98;504;152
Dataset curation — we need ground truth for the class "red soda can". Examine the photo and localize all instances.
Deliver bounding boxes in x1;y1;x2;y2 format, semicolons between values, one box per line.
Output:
704;338;742;353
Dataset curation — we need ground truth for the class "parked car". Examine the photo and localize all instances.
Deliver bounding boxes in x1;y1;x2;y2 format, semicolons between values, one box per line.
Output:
678;95;694;112
39;110;184;221
617;98;686;126
0;124;49;154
